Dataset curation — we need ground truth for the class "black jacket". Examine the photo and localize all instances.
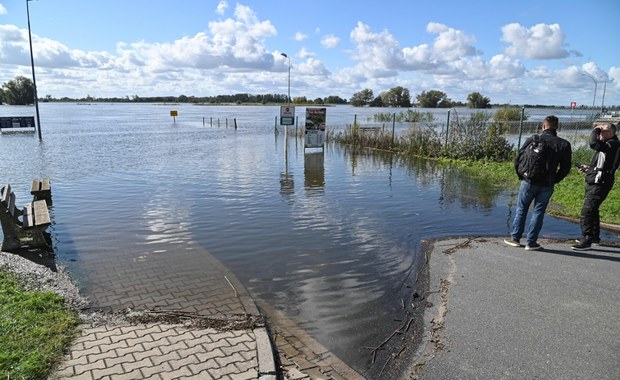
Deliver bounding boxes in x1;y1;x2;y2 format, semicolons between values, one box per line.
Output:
586;128;620;185
514;128;572;186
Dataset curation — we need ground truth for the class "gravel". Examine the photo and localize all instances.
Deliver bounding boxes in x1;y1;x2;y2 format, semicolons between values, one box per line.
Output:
0;250;126;326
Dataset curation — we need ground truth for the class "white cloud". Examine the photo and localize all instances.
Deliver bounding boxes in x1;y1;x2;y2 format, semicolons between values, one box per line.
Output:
298;47;314;59
296;57;330;76
215;1;228;15
426;22;480;61
488;54;525;79
321;34;340;49
582;61;608;81
501;23;572;60
295;32;308;41
0;4;7;15
608;67;620;90
349;21;402;74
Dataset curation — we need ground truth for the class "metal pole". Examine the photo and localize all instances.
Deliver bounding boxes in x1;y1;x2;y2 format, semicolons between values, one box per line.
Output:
445;110;450;147
281;53;291;105
600;81;607;114
391;113;396;148
26;0;42;140
517;107;525;149
583;73;597;119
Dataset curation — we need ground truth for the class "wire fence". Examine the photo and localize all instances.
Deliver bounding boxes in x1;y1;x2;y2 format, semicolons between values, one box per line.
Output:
315;107;601;150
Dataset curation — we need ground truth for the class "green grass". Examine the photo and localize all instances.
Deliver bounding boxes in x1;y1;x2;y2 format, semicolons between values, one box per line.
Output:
453;159;620;225
0;270;79;380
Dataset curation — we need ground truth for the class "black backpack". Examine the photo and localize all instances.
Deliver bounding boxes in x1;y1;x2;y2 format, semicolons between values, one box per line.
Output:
517;134;549;182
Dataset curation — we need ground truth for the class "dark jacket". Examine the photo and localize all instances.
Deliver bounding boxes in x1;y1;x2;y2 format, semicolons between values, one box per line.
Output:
514;128;572;186
586;128;620;185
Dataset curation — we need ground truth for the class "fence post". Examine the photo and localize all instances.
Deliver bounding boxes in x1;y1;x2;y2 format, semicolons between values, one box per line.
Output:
391;113;396;149
445;109;451;147
517;107;525;149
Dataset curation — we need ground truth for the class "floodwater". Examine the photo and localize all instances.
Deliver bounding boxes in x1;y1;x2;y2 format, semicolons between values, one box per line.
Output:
0;103;604;376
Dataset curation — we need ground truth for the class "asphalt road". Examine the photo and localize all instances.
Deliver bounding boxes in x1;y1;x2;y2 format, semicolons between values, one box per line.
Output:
407;237;620;380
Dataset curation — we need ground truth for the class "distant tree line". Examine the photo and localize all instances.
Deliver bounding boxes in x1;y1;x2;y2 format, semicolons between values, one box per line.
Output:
349;87;494;109
35;93;349;105
1;75;616;110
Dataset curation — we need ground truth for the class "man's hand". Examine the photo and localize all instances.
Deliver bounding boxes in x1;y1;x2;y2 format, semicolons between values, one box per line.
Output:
577;164;588;173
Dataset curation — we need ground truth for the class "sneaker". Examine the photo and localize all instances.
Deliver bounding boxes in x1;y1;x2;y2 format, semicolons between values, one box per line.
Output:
503;237;520;247
525;243;541;251
574;238;600;246
571;240;591;251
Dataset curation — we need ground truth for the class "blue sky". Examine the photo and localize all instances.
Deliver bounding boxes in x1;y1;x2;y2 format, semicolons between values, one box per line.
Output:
0;0;618;107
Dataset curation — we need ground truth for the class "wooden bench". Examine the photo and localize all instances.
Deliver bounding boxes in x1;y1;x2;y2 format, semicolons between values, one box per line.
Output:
0;184;52;252
31;177;52;204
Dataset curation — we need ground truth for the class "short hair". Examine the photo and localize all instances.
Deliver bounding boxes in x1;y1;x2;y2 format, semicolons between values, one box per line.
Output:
544;115;559;130
596;122;616;135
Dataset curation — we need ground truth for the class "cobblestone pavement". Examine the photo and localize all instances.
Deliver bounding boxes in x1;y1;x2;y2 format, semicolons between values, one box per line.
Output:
51;324;265;379
50;241;278;379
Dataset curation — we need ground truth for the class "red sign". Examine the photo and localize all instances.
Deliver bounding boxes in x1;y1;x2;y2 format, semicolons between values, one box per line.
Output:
570;101;576;108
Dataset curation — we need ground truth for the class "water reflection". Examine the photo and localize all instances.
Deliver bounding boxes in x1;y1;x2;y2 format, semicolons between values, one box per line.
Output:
304;152;324;191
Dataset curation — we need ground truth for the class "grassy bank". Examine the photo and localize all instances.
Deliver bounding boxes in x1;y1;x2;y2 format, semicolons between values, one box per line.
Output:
454;159;620;226
0;270;78;379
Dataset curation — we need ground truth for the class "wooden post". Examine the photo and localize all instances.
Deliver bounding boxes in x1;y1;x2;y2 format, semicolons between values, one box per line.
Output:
234;118;238;130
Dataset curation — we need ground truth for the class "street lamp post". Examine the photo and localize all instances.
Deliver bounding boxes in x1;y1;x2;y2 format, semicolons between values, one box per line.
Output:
26;0;42;140
280;53;290;106
582;72;598;119
600;81;607;115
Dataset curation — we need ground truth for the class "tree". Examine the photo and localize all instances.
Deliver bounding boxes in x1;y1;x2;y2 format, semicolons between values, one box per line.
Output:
325;95;347;104
369;96;384;107
493;106;526;121
1;76;35;105
380;86;412;107
416;90;451;108
467;92;491;109
350;88;374;107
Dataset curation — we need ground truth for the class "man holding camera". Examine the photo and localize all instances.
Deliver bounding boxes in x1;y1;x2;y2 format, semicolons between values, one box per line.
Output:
572;123;620;250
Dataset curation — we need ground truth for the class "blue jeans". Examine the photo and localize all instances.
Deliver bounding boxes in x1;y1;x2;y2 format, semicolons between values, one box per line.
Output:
510;180;554;245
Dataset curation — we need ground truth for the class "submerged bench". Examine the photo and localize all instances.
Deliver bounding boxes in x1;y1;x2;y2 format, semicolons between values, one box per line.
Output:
0;116;36;134
31;177;52;204
0;183;52;252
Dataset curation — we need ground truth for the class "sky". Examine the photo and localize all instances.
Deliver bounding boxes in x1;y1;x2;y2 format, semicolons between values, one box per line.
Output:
0;0;618;107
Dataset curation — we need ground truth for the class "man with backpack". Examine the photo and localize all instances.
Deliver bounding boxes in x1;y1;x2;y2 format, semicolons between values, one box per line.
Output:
572;122;620;250
504;115;572;250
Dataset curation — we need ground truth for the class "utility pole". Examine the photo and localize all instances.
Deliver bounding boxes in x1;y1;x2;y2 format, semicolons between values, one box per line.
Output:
26;0;42;140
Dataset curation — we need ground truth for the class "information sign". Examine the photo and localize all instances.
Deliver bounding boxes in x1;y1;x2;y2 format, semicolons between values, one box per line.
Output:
305;108;326;148
280;106;295;126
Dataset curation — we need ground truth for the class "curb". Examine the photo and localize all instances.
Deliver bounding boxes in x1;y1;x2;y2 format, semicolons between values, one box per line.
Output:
226;270;279;378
